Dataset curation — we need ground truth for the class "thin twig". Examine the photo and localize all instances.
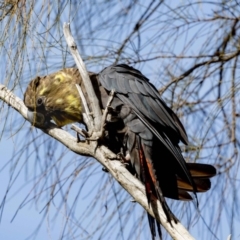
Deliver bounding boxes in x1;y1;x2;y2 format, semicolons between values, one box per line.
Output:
159;50;240;94
71;124;89;138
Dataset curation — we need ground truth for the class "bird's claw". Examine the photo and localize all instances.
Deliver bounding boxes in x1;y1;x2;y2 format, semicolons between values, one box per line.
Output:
72;90;115;143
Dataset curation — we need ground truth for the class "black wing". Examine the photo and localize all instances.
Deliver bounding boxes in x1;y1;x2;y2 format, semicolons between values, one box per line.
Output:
98;64;197;194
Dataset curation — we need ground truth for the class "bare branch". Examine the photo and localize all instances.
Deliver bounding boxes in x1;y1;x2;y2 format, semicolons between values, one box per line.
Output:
159;50;240;94
114;0;164;63
63;23;102;133
75;83;93;131
0;84;195;240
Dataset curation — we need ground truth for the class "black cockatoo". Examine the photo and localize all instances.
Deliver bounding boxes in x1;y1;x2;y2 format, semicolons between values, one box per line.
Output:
24;64;216;239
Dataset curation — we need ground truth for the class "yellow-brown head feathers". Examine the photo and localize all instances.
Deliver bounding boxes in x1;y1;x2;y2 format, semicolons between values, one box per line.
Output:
24;68;83;127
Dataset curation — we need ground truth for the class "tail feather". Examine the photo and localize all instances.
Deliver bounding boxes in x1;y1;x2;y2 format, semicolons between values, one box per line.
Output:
147;214;157;240
187;163;216;178
175;163;216;199
177;178;211;192
178;190;193;200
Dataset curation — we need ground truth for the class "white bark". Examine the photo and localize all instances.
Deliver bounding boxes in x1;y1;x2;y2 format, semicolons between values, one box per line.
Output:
63;23;102;134
0;86;195;240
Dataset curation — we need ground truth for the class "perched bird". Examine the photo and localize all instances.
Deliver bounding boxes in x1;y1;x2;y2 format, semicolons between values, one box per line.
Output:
24;64;216;239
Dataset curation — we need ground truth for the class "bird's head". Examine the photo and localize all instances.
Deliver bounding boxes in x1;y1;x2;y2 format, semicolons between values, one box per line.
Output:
24;69;83;127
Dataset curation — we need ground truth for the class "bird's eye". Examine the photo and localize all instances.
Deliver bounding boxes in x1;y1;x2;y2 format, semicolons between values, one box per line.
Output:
37;97;44;106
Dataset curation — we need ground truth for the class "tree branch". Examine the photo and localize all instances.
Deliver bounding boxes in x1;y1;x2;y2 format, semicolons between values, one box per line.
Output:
0;80;195;240
63;23;102;134
0;21;196;240
159;49;240;94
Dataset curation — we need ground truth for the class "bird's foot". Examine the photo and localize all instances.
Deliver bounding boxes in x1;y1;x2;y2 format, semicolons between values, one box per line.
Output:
71;124;89;142
115;151;131;165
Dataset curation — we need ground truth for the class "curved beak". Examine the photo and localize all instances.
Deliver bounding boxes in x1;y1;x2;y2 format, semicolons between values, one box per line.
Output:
27;110;47;127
